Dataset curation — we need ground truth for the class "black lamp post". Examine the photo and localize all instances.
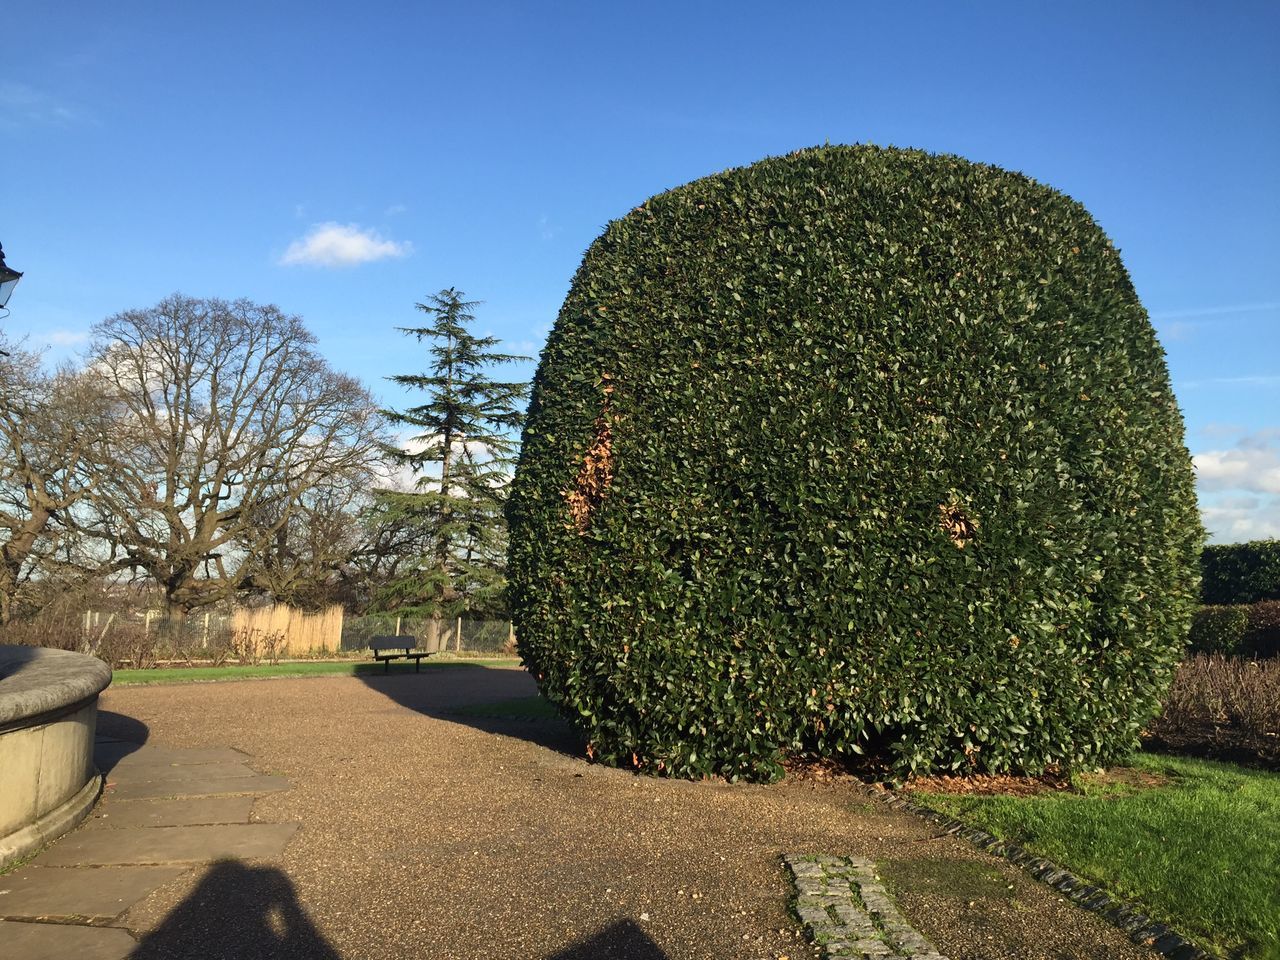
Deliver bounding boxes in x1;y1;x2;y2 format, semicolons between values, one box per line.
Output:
0;242;21;312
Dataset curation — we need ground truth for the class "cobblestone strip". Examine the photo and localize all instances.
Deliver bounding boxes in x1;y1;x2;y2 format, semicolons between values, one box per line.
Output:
784;854;947;960
864;788;1212;960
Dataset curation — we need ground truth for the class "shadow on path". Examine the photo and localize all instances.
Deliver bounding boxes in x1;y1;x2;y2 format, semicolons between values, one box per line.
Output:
546;918;670;959
94;710;151;772
358;663;586;760
129;859;340;960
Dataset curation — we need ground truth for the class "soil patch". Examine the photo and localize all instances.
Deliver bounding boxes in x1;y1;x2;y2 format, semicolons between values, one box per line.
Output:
904;771;1071;797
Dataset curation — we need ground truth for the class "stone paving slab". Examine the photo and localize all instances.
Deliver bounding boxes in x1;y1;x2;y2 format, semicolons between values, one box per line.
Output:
0;864;188;921
34;823;299;866
103;760;261;783
107;773;290;801
0;918;136;960
786;854;948;960
92;796;256;829
95;744;245;768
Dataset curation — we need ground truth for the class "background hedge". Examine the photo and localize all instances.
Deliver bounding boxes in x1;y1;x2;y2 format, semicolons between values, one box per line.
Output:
1244;600;1280;659
1187;601;1280;658
1201;540;1280;605
507;145;1203;780
1188;606;1252;656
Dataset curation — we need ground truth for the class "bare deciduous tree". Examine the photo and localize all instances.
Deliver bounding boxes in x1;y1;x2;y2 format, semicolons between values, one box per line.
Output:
0;338;113;623
84;295;386;621
237;480;372;610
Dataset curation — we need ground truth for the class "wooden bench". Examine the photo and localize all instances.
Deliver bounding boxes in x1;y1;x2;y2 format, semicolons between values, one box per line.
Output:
369;636;435;673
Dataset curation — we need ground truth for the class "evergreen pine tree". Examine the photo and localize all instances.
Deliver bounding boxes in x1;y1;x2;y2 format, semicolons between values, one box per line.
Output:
375;290;529;630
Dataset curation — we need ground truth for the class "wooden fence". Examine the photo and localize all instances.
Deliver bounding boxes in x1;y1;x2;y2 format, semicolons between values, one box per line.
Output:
231;604;344;655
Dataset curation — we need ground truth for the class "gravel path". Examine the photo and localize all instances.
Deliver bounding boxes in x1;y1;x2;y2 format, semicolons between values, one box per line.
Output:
98;664;1154;960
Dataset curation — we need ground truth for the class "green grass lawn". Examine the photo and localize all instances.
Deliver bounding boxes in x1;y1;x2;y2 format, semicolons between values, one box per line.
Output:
914;753;1280;960
112;658;520;685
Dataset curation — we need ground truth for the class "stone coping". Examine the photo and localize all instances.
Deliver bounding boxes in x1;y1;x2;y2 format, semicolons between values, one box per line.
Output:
0;646;112;728
0;772;103;870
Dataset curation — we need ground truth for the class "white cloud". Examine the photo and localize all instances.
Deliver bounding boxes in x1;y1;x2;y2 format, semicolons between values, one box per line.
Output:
1181;375;1280;389
1236;428;1280;450
279;223;411;268
1198;422;1247;441
510;339;543;357
1150;301;1280;321
1201;501;1280;542
46;329;90;347
0;82;81;128
1194;429;1280;542
372;429;510;493
1156;320;1197;342
1194;448;1280;495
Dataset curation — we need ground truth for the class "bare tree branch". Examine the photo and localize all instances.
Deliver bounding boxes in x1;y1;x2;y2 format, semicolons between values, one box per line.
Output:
82;294;388;619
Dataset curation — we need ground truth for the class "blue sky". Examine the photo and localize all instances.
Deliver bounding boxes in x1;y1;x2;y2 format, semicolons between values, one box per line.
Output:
3;1;1277;541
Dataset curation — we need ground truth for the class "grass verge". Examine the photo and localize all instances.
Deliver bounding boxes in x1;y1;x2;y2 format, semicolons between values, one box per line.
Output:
913;753;1280;960
112;658;520;685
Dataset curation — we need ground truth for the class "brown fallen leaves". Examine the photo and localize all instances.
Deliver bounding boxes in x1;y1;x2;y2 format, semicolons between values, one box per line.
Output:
564;375;615;533
904;771;1072;797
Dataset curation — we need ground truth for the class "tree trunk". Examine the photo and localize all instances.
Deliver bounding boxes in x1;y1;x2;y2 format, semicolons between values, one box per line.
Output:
435;328;455;610
0;504;53;626
163;600;190;643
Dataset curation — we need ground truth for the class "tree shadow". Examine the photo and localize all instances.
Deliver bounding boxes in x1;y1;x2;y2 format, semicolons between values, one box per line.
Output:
546;918;670;959
358;663;586;760
0;643;42;679
94;710;151;773
129;859;341;959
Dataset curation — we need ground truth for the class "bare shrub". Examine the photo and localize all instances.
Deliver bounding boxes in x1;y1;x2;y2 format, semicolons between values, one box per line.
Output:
0;619;85;651
228;627;286;666
1154;654;1280;740
206;632;233;668
260;629;285;666
94;623;161;670
229;627;262;666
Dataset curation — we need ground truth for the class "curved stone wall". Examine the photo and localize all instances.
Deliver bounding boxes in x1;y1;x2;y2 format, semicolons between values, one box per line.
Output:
0;646;111;870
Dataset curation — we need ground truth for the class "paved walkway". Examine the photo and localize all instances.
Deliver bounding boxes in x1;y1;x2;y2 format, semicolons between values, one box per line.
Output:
0;734;300;959
2;665;1158;959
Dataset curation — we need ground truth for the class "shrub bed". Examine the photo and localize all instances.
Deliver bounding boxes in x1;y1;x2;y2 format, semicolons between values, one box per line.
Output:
508;144;1203;780
1147;654;1280;769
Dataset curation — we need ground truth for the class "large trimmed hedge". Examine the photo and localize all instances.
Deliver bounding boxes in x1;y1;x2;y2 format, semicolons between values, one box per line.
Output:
507;145;1203;781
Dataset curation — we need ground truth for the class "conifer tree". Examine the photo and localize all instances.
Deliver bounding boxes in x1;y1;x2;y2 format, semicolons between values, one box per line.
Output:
375;290;528;629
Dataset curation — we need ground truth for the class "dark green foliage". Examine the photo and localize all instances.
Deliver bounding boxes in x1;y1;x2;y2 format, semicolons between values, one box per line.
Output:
377;290;528;618
1187;602;1280;659
1201;540;1280;605
507;145;1203;780
1188;606;1251;656
1244;601;1280;659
